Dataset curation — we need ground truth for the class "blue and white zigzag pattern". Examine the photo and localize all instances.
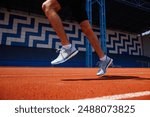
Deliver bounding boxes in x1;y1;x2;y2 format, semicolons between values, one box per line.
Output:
0;11;86;51
107;30;143;55
0;10;143;55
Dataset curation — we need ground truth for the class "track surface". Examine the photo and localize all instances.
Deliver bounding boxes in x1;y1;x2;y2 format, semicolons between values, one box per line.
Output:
0;67;150;100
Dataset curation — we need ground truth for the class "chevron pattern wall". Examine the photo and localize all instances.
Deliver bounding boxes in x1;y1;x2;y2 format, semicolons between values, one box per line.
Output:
107;30;143;55
0;9;143;56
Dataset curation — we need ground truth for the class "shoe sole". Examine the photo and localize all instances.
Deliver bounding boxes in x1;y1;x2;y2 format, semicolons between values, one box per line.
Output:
97;58;113;76
51;50;79;65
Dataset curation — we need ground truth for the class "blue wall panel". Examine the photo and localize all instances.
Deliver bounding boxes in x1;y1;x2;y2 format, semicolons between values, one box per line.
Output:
0;45;149;67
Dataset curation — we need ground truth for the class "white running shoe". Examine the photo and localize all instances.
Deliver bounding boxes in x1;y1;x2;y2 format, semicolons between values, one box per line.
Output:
51;46;78;65
97;56;113;76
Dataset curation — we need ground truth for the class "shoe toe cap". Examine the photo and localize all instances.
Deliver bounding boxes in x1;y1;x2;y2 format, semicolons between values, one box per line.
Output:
51;60;58;65
97;69;105;76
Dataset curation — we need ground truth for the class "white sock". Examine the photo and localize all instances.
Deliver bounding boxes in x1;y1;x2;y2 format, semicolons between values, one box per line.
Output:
62;44;71;49
100;55;106;61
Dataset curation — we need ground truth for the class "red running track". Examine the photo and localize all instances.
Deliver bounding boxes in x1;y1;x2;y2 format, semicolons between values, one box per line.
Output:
0;67;150;100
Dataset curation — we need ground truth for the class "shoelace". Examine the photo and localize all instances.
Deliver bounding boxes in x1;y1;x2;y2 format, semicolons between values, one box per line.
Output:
56;48;65;53
56;48;61;53
97;61;103;67
56;48;68;60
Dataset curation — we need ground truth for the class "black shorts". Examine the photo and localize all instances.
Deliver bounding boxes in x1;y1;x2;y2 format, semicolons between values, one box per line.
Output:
57;0;88;23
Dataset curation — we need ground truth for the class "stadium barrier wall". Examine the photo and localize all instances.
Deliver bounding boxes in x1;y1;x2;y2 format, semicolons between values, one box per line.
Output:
0;8;149;67
142;35;150;58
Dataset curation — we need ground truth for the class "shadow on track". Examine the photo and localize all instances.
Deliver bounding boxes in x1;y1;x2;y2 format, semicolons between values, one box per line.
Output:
62;75;150;81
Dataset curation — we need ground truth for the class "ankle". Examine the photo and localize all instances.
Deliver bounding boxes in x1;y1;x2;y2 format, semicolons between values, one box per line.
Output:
100;55;107;61
62;44;71;49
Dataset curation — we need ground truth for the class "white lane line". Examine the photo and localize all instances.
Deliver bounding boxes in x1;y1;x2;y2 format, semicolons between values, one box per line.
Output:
82;91;150;100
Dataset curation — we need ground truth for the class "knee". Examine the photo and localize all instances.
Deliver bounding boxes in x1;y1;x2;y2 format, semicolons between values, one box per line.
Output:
41;2;46;11
42;0;60;15
42;0;52;15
